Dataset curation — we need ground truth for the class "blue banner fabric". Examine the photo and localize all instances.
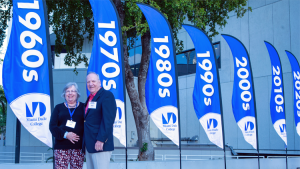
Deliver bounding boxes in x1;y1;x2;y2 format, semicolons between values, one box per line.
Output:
3;0;52;147
222;35;257;149
265;42;287;146
88;0;126;146
285;51;300;137
137;3;179;146
183;25;223;149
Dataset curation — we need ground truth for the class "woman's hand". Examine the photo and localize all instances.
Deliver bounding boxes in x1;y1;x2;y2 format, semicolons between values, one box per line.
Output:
66;132;80;144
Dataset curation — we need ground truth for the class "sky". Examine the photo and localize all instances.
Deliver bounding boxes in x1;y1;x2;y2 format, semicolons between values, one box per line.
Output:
0;8;12;86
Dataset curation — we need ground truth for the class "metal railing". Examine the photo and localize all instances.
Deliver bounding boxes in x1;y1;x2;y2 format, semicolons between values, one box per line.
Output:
267;156;300;159
229;156;264;159
0;152;15;163
110;154;164;161
20;152;44;163
44;153;53;162
111;154;272;161
1;152;299;163
0;152;53;163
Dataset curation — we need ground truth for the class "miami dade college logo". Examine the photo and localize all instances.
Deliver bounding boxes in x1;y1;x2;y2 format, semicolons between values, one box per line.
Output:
207;118;218;129
207;118;218;133
162;112;177;124
162;112;177;131
245;121;254;131
245;121;255;135
117;107;122;120
26;102;46;117
114;100;124;129
206;118;219;135
25;101;47;126
280;124;286;133
114;107;122;128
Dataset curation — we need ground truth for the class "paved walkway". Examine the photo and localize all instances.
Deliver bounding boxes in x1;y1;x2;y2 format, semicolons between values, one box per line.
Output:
1;158;299;169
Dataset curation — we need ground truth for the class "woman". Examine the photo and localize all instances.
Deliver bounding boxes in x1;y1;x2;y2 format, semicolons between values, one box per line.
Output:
49;82;85;169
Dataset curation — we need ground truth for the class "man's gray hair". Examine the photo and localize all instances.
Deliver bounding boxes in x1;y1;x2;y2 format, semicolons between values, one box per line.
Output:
61;82;81;100
87;71;100;80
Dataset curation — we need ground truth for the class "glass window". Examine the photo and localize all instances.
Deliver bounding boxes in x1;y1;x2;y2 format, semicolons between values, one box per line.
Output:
176;49;195;76
128;35;142;77
176;53;188;64
186;50;196;64
176;53;188;76
187;50;196;74
127;37;220;76
128;48;135;66
134;46;142;65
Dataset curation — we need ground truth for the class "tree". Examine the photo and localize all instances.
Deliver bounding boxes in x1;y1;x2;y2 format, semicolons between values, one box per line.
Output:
0;85;7;140
0;0;12;49
1;0;250;161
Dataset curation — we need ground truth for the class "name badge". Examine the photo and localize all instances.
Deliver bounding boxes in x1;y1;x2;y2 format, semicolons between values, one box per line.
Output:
88;101;97;109
66;120;76;128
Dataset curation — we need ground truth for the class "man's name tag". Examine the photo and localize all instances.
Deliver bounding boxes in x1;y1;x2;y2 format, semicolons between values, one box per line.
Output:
88;101;97;109
66;120;76;128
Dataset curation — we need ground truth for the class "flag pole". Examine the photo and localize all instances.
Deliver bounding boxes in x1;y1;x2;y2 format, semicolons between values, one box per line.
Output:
15;119;21;163
212;40;227;169
42;0;55;168
248;44;260;169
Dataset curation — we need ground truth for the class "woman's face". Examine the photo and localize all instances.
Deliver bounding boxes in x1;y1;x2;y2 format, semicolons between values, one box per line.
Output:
65;85;77;103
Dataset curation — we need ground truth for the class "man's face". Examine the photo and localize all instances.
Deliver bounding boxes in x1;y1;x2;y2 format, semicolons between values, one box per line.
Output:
87;73;101;94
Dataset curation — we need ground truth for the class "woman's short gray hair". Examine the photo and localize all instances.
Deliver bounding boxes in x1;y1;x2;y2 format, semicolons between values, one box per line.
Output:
61;82;81;100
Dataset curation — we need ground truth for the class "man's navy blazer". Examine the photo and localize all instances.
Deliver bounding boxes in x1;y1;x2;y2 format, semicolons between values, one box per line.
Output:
83;88;117;153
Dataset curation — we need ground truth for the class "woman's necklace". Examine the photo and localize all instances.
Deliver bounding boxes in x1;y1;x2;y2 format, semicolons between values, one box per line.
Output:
65;102;78;108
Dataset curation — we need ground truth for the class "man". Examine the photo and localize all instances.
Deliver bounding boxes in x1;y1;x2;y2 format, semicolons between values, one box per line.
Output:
83;72;117;169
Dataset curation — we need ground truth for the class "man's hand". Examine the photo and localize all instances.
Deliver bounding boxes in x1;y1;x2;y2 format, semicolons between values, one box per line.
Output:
66;132;80;144
95;140;104;151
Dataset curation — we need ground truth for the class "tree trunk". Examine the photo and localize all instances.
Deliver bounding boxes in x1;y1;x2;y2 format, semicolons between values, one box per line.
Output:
113;0;154;161
0;100;5;141
136;31;154;160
